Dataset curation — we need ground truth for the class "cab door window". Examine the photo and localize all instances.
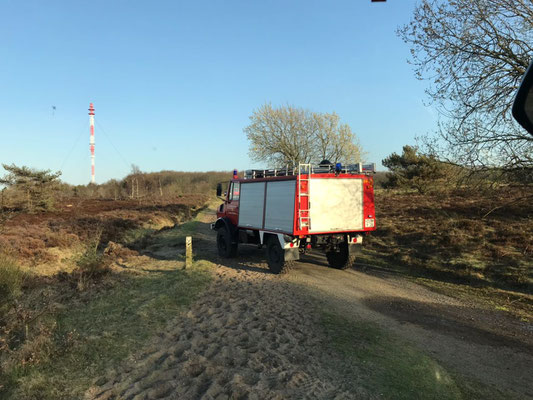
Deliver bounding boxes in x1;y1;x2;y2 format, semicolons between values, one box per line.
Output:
229;182;240;201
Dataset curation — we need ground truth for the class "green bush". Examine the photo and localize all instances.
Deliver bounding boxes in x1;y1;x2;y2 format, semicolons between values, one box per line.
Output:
0;253;25;301
0;164;61;212
382;145;449;193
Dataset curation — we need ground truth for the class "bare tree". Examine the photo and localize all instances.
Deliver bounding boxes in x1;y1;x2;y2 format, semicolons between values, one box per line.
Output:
129;164;141;199
398;0;533;175
244;104;363;166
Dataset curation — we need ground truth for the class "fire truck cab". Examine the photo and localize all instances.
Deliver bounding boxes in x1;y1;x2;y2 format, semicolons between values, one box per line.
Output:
211;162;377;274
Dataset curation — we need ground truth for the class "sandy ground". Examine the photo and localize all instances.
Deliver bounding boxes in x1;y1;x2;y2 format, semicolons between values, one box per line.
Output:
87;208;533;400
285;256;533;398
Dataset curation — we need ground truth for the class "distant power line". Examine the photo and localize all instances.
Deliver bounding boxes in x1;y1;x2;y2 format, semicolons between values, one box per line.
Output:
59;119;87;172
95;119;131;169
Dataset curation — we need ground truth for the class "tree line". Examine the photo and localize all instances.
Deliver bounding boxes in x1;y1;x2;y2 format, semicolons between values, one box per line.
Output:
0;164;231;213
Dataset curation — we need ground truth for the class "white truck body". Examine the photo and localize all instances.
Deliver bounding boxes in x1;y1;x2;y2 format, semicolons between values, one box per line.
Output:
237;177;364;234
309;178;364;233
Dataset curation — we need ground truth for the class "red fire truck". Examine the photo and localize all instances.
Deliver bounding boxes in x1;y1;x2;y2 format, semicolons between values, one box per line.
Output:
211;162;377;274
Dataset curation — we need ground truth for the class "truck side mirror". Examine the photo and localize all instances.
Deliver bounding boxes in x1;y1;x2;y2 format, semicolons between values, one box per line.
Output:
216;183;222;197
512;59;533;136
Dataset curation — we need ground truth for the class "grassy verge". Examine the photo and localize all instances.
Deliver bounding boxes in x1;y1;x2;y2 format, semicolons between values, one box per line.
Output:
152;220;202;247
121;216;203;252
1;261;212;399
413;277;533;323
358;249;533;322
320;310;511;400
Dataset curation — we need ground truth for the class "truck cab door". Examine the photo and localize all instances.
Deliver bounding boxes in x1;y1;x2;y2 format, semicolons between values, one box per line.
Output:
225;181;240;226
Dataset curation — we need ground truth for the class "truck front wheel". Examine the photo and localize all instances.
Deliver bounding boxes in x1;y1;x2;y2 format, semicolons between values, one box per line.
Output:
217;226;237;258
326;243;356;270
266;237;293;274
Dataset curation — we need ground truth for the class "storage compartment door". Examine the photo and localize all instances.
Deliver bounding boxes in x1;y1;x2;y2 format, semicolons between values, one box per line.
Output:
309;178;363;232
264;180;296;233
238;182;265;229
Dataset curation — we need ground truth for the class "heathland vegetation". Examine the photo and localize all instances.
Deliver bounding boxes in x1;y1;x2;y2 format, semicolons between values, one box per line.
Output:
375;146;532;298
0;167;226;398
0;156;531;398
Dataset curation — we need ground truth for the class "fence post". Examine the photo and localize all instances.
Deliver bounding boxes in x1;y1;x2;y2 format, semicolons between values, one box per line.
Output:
185;236;192;268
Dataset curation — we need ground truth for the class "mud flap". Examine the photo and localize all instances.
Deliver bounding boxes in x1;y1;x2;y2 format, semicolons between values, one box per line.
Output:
347;243;360;256
284;248;300;262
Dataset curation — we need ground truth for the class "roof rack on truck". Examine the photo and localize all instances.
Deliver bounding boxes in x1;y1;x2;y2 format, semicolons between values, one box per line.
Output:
244;162;376;179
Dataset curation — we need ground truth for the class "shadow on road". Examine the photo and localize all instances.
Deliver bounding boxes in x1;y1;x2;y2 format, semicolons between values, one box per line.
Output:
363;296;533;352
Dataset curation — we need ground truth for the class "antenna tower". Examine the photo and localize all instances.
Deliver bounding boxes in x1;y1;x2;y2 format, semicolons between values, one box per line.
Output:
89;103;95;183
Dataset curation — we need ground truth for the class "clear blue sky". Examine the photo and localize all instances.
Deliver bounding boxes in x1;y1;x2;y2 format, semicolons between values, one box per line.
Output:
0;0;437;185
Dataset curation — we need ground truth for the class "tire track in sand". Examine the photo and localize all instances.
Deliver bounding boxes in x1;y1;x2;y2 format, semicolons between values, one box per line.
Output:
86;256;370;399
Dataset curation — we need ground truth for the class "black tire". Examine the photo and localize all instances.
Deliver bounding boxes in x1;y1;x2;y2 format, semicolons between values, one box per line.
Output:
326;243;356;270
266;237;293;274
216;226;237;258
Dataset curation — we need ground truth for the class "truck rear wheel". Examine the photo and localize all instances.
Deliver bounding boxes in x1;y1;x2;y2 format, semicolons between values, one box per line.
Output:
266;237;293;274
217;226;237;258
326;243;356;270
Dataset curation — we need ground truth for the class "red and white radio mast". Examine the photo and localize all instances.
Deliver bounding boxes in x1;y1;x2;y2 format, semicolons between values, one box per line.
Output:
89;103;95;184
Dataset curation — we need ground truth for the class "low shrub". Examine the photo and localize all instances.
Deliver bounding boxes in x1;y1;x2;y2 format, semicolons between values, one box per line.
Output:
0;254;25;302
74;235;110;279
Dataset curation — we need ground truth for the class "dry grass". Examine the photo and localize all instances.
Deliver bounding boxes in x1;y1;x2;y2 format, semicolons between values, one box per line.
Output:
0;254;25;303
0;195;211;398
0;195;208;272
0;262;211;399
363;186;532;292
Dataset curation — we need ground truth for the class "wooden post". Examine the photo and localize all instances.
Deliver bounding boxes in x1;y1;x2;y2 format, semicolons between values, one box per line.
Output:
185;236;192;268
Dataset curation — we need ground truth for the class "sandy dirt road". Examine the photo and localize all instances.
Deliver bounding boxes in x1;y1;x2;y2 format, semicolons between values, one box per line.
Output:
285;254;533;398
87;209;533;400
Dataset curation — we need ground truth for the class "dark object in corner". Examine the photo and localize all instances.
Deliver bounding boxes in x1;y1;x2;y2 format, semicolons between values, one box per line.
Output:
512;59;533;136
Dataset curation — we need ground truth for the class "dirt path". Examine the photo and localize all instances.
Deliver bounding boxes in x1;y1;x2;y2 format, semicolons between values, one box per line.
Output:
285;256;533;398
87;207;533;399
